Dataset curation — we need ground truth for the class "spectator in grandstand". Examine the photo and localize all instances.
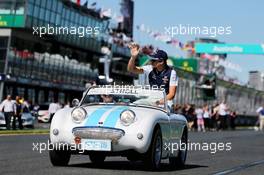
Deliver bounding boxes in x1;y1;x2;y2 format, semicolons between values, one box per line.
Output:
64;101;71;108
181;104;191;130
32;103;40;118
109;30;132;47
13;96;23;130
256;105;264;131
189;104;197;130
230;110;237;130
203;104;211;131
181;104;187;116
173;104;182;113
20;98;30;113
212;103;219;131
48;101;61;122
0;95;16;130
219;101;228;130
195;106;205;132
226;108;232;129
187;104;196;131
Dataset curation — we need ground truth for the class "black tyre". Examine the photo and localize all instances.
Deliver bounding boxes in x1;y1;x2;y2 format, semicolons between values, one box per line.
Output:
89;153;106;164
169;128;188;168
144;127;162;170
49;149;71;166
127;154;139;162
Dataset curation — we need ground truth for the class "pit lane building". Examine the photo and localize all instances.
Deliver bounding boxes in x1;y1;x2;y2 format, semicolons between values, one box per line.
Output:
0;0;132;104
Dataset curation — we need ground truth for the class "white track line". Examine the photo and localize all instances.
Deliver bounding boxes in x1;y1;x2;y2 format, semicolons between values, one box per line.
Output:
212;159;264;175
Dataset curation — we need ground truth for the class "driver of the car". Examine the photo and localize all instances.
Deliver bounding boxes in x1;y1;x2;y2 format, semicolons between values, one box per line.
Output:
101;94;114;103
127;43;178;108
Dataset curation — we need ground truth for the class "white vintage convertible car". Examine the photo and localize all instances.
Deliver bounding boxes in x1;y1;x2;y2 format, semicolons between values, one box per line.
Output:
49;86;188;169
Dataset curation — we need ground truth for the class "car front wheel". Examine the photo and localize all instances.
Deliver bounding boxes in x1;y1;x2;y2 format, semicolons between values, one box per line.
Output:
89;153;106;164
144;127;162;170
49;149;71;166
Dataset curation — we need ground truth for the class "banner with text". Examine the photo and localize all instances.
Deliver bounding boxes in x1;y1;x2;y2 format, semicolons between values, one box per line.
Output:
195;43;264;54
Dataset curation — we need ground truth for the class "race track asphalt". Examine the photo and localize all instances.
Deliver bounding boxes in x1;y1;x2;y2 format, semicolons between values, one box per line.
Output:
0;130;263;175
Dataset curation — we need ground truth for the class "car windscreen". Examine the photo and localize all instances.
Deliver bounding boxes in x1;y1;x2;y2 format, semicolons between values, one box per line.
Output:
81;87;166;109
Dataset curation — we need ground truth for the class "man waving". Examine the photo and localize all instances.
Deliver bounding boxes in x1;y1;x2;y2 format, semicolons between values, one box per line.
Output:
127;43;178;106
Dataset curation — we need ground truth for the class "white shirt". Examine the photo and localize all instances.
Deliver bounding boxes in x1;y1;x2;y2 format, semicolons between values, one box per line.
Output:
48;103;61;114
195;108;204;119
64;104;70;108
203;111;210;118
0;99;16;112
256;107;263;114
257;107;264;118
219;103;227;116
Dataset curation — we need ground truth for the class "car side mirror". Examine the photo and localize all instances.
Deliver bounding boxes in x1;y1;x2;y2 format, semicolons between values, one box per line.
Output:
72;99;80;107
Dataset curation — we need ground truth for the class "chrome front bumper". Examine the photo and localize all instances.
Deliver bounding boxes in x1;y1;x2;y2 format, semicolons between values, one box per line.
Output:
72;127;125;142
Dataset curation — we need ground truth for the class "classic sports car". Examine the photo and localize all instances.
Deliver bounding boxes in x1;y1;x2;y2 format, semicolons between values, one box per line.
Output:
49;86;188;169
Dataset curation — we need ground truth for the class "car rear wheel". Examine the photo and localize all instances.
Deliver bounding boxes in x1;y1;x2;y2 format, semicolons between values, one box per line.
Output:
89;153;106;164
169;128;188;168
49;149;71;166
144;127;162;170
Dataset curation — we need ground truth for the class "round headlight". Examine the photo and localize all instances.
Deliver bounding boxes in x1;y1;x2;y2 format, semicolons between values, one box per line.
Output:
120;110;136;126
71;107;87;123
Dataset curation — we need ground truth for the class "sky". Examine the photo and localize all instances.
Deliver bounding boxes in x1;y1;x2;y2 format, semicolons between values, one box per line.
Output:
90;0;264;83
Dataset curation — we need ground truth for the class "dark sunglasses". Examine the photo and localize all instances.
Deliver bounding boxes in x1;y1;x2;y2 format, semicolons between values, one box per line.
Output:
151;59;163;63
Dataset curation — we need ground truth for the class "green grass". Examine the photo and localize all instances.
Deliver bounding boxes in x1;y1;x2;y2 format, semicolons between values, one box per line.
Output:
0;129;49;135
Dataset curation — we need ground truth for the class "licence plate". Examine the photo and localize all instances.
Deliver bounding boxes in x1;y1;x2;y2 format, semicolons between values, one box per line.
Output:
81;139;111;151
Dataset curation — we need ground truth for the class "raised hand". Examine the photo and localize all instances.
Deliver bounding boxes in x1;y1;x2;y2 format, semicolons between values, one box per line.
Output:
129;42;140;58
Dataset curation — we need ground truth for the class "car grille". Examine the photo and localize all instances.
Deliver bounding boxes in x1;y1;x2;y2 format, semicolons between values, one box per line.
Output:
72;127;125;142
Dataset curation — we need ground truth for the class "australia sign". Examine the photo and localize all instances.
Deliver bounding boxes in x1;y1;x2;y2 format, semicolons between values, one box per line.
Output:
195;43;264;54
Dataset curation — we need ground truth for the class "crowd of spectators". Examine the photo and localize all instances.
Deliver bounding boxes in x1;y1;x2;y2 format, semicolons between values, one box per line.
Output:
0;94;73;130
108;29;132;47
0;95;32;130
172;101;237;132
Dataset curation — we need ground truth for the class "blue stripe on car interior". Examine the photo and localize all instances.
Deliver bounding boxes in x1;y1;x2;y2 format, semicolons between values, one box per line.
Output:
84;106;113;126
103;106;128;127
